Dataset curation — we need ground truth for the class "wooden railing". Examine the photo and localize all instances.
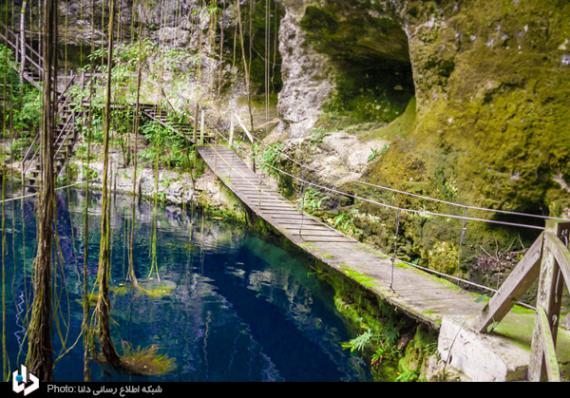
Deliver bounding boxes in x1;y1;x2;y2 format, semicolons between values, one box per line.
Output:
477;220;570;381
0;22;44;89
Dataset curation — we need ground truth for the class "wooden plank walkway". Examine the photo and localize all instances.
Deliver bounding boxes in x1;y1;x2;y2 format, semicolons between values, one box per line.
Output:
198;144;570;380
198;145;485;328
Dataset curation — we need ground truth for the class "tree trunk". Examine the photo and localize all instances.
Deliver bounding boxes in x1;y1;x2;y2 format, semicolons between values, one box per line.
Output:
94;0;121;368
19;0;28;84
25;0;57;382
128;17;143;289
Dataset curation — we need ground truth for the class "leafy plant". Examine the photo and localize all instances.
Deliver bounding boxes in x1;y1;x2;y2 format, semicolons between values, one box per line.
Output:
308;127;329;145
301;187;326;213
260;143;284;174
333;210;358;235
395;368;419;382
367;144;389;162
341;330;373;353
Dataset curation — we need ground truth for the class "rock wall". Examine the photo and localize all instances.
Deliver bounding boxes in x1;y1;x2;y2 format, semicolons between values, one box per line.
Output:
275;0;570;215
277;0;333;138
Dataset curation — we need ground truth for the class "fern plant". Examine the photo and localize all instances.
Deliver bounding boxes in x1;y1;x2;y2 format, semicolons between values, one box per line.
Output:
340;330;373;353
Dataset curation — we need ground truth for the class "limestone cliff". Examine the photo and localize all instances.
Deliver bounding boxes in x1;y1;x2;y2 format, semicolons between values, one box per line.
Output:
275;0;570;217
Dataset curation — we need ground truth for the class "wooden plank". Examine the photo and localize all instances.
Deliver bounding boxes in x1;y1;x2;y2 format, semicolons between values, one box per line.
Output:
261;210;299;213
477;234;543;332
270;215;311;220
546;231;570;291
300;238;356;243
532;308;561;381
283;225;331;230
277;222;322;227
529;222;563;381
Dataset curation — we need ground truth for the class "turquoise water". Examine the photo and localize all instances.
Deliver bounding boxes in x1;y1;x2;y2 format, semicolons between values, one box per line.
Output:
1;187;371;381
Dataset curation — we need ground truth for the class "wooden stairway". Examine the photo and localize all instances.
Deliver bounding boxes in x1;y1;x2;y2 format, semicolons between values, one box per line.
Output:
140;104;214;144
1;22;83;190
25;92;84;188
2;22;211;188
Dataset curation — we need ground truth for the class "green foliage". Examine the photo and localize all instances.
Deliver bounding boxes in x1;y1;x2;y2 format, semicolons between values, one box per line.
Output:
0;44;41;139
308;127;329;145
333;210;358;236
12;89;42;133
301;187;326;213
341;330;373;353
395;368;419;382
434;168;458;201
425;241;459;275
260;142;284;174
86;39;155;105
367;144;389;162
140;121;195;170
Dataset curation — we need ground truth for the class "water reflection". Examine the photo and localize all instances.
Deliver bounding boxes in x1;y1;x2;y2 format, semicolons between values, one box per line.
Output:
2;187;371;381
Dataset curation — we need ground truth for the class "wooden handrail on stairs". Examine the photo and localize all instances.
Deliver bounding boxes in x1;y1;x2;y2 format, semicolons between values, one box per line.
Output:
477;220;570;381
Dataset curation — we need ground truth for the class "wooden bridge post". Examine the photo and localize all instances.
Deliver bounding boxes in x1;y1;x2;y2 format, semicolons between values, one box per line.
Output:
193;104;198;143
229;117;234;147
200;110;205;145
528;221;570;381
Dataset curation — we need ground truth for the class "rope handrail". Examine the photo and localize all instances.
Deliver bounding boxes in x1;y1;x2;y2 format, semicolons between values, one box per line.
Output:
265;143;568;223
264;163;545;231
199;113;553;230
356;180;570;222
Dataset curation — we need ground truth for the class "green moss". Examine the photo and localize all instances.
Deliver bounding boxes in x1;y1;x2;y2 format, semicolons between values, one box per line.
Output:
397;326;438;382
308;258;437;381
361;97;417;142
339;265;377;288
196;177;248;224
367;0;570;212
425;240;459;275
295;0;570;286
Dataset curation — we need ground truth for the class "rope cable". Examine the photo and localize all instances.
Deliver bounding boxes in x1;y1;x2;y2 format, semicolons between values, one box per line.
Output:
263;163;546;231
265;143;568;222
390;209;401;290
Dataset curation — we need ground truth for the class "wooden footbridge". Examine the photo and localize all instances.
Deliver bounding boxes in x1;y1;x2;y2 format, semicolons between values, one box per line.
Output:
198;145;483;323
2;18;570;383
198;144;570;381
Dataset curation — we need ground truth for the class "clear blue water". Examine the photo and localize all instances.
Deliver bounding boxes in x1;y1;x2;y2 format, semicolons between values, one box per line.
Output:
1;187;371;381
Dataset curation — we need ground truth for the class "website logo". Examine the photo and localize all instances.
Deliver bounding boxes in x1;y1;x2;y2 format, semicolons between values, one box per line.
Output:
12;365;39;396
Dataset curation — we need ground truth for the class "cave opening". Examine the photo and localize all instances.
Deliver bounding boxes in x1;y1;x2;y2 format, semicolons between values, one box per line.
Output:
300;5;416;125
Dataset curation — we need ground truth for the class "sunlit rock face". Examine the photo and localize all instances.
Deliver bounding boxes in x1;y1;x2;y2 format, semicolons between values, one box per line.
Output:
277;1;334;138
277;0;570;217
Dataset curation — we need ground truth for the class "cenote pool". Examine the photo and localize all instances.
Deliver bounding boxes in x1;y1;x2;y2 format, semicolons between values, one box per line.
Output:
1;187;371;381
